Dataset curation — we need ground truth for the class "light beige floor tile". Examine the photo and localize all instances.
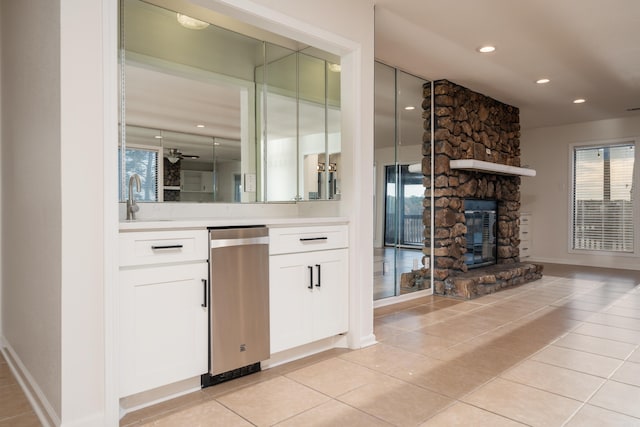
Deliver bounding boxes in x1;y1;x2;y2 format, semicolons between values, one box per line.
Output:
462;378;582;426
285;357;379;397
382;331;458;356
339;343;429;374
419;402;527;426
611;361;640;387
120;390;208;426
140;400;251;427
573;322;640;344
0;384;33;421
501;359;605;401
531;345;623;377
373;324;405;342
589;380;640;418
0;412;42;427
565;403;640;426
0;364;17;387
390;358;495;399
275;400;392;427
216;376;329;426
553;332;637;359
606;306;640;319
584;312;640;331
338;375;452;426
628;348;640;363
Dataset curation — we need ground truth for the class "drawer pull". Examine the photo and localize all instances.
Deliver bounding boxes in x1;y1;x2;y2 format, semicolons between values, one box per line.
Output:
308;266;314;290
299;237;328;242
315;264;321;287
151;244;183;250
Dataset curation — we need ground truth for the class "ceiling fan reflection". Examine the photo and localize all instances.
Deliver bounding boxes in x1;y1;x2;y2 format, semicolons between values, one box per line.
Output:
165;148;200;163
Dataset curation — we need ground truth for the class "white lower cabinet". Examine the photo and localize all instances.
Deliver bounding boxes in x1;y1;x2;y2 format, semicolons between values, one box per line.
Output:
269;248;348;353
119;262;208;397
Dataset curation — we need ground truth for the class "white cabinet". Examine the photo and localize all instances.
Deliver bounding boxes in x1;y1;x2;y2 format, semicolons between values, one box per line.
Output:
180;170;213;193
519;213;532;260
119;229;208;397
269;225;348;354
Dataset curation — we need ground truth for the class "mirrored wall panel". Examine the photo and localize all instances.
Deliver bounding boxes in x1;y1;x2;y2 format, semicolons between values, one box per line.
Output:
119;0;341;203
374;62;431;300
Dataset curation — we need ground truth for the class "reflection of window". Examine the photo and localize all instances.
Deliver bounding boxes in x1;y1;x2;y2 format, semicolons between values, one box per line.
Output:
118;146;159;202
571;142;635;252
384;164;424;247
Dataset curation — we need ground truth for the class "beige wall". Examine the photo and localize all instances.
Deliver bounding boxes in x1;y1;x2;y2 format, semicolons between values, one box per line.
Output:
520;116;640;270
1;0;63;418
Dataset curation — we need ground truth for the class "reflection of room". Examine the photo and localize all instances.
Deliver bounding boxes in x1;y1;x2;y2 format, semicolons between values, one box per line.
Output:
374;62;431;301
120;0;342;203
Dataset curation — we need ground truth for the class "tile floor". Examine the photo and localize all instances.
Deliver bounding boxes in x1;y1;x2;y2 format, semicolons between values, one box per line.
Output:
2;263;640;426
0;352;40;426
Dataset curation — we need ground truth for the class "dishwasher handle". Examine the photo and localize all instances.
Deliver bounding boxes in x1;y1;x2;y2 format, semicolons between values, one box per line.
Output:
210;236;269;249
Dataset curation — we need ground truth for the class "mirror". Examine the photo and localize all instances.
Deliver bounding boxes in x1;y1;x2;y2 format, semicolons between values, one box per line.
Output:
119;0;341;203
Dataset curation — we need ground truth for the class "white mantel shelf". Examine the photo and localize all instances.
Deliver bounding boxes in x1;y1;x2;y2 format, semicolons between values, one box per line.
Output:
449;159;536;177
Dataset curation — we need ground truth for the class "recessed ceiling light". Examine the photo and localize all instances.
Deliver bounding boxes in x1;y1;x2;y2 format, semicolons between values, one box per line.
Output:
196;124;205;128
404;106;415;111
154;135;163;139
478;45;496;53
213;142;220;146
328;63;341;73
536;78;550;84
573;98;586;104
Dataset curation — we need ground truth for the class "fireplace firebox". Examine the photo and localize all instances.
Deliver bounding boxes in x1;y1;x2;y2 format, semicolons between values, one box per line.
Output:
464;199;497;269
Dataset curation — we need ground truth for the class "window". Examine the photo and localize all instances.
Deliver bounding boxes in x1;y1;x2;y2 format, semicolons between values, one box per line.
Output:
572;142;635;252
118;146;159;202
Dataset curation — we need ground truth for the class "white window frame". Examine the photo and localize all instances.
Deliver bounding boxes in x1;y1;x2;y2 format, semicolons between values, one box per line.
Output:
568;138;638;256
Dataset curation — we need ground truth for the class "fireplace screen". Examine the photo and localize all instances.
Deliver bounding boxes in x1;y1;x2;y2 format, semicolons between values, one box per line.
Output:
464;199;497;268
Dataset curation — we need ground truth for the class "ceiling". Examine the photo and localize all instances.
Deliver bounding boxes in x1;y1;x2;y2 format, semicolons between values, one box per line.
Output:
374;0;640;129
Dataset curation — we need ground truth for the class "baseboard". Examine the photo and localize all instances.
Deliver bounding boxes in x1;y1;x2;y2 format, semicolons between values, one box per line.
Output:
1;338;60;427
530;257;640;271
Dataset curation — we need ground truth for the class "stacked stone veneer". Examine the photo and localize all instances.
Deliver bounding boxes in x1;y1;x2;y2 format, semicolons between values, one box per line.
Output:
421;80;542;298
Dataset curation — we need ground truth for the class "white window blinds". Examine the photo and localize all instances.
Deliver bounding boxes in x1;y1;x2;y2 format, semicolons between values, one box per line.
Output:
572;143;635;252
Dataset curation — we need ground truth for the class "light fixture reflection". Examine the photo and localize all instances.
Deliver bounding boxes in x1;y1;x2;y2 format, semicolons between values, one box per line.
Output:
176;13;210;30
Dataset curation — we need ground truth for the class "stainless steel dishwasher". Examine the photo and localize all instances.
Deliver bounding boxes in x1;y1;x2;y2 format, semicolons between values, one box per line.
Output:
202;226;270;387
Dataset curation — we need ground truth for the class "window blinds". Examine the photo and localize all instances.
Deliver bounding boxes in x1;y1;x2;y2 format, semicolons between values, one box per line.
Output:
572;143;635;252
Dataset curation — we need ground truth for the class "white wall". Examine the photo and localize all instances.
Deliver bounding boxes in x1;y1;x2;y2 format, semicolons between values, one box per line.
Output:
60;0;106;424
521;116;640;270
1;0;63;422
1;0;107;425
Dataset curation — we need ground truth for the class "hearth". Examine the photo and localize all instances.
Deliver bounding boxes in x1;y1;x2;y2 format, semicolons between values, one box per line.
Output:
464;199;497;269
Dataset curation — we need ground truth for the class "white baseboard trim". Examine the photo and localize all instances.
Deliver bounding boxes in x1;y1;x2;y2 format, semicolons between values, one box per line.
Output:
1;338;60;427
530;257;640;271
374;287;433;308
358;333;378;349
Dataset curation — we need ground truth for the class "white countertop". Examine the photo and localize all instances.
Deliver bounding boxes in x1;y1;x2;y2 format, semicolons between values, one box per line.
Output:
119;216;349;232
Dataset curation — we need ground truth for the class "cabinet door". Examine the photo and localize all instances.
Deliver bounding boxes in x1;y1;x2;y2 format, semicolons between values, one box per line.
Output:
119;262;208;397
269;249;348;354
269;253;314;353
310;249;349;342
201;171;214;193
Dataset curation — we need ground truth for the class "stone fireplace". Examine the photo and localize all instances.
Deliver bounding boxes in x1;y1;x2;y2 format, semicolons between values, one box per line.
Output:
420;80;542;298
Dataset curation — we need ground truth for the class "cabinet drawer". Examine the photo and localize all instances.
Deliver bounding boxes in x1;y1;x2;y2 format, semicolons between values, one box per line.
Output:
120;229;208;267
269;225;348;255
519;224;531;239
520;243;531;258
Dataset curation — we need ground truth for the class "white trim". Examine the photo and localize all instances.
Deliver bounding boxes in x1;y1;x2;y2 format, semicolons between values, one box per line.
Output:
373;287;433;308
103;0;120;426
449;159;536;176
530;256;640;271
1;341;59;427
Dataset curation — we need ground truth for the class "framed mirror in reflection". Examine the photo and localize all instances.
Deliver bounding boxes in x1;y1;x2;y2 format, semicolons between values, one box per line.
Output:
119;0;340;203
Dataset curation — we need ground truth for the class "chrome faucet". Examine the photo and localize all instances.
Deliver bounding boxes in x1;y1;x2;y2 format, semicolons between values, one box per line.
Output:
126;173;141;220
